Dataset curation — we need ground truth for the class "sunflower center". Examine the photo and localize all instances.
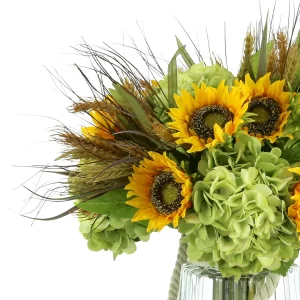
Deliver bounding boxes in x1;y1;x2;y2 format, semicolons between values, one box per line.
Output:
151;172;183;215
190;105;233;140
250;106;270;122
246;97;282;136
161;183;179;205
203;112;226;128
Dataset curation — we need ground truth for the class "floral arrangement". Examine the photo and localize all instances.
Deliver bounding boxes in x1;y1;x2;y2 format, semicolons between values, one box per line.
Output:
26;15;300;282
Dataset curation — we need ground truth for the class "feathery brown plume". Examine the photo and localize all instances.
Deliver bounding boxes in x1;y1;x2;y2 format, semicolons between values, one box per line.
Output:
83;162;133;182
71;99;105;113
55;131;126;161
152;122;176;145
69;161;132;186
267;38;278;74
122;80;177;143
284;42;300;87
237;30;255;80
122;78;153;107
121;78;157;118
277;29;288;77
70;99;126;130
114;141;148;158
69;169;128;200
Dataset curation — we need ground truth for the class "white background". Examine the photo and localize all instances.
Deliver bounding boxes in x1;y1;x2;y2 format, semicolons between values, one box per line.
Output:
3;0;300;299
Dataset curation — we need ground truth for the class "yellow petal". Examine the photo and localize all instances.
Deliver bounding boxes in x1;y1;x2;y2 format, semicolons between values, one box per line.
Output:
289;167;300;175
213;124;225;143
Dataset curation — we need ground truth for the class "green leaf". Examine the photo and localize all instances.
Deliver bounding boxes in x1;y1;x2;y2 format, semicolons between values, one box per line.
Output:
241;167;258;185
117;114;136;130
87;238;103;252
292;70;300;91
245;56;256;81
272;259;295;276
76;189;137;219
109;216;126;229
123;239;137;254
136;220;149;228
110;84;152;128
250;41;274;81
178;222;195;234
256;17;268;79
176;36;195;68
184;213;201;224
168;46;186;108
281;143;300;164
187;245;204;261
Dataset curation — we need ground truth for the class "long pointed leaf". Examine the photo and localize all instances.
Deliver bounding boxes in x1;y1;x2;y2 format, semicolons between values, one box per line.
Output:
176;36;195;68
168;46;186;108
250;40;274;80
257;17;268;79
110;84;152;128
76;189;137;218
245;56;256;81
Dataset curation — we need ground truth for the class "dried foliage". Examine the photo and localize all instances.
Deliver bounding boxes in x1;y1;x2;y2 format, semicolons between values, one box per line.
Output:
54;130;127;161
284;41;300;88
237;30;255;80
267;41;278;74
68;160;132;198
277;29;288;77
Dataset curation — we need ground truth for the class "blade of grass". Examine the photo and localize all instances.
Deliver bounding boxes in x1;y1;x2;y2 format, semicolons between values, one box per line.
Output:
168;46;185;108
257;16;268;79
176;36;195;68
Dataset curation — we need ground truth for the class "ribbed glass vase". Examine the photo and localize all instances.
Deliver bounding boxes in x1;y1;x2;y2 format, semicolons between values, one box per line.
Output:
178;262;300;300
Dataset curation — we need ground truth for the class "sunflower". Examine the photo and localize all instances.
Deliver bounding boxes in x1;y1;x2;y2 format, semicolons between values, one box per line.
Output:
238;73;294;142
167;81;248;153
288;167;300;236
81;110;119;140
288;182;300;235
125;152;192;232
289;167;300;175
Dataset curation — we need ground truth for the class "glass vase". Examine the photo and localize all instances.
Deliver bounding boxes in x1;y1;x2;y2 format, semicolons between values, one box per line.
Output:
178;262;300;300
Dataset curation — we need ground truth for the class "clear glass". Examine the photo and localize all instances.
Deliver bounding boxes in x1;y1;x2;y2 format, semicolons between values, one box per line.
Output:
178;262;300;300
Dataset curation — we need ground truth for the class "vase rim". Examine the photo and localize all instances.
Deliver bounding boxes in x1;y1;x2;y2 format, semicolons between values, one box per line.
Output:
184;262;271;279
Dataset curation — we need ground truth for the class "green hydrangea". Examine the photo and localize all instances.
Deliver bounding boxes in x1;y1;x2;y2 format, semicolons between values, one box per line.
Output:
179;134;300;279
198;134;293;196
179;166;300;279
79;214;150;258
157;62;234;96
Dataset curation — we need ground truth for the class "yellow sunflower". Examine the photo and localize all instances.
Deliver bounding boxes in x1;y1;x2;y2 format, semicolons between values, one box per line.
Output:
82;110;119;140
238;73;294;142
167;81;248;153
125;152;192;232
289;167;300;175
288;182;300;235
288;167;300;237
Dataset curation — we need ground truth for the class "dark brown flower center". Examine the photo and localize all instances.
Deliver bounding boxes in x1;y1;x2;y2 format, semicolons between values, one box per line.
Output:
246;97;281;136
190;105;233;140
150;172;183;215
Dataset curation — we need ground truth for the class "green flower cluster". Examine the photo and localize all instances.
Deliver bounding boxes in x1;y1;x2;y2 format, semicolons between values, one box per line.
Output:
79;214;150;258
178;62;234;92
156;62;234;98
179;134;300;279
284;93;300;135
